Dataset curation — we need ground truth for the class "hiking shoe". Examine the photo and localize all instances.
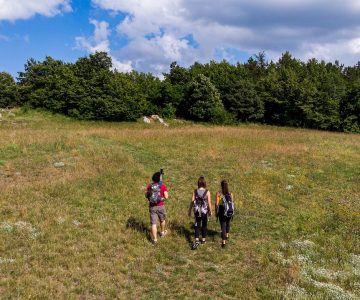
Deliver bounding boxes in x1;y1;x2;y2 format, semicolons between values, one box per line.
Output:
221;243;226;248
151;239;158;246
160;230;168;238
201;240;206;245
191;241;200;250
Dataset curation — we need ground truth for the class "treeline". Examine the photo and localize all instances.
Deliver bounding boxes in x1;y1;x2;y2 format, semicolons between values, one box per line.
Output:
0;51;359;132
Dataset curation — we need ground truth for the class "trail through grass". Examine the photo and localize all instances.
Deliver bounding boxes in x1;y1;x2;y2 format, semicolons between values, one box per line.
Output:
0;109;359;299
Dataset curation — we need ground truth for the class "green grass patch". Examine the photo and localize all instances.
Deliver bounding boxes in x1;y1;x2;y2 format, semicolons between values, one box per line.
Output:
0;109;359;298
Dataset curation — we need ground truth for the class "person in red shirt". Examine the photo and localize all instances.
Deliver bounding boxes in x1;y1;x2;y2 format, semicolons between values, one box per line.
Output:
145;172;168;245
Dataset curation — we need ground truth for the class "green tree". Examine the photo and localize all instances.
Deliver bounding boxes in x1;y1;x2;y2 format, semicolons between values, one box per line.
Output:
186;74;229;123
156;81;183;118
17;56;63;107
301;59;345;130
261;58;304;126
225;78;264;122
341;80;360;132
162;61;191;117
0;72;18;108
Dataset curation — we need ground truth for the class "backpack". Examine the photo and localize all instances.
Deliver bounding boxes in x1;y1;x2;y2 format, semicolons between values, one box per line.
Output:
147;183;163;205
222;193;234;217
193;189;208;217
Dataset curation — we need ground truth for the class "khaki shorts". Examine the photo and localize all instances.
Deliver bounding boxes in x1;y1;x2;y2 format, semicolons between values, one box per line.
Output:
149;205;166;225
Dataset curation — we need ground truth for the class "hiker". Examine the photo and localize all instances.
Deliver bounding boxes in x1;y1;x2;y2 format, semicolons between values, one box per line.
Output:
145;171;168;245
188;176;212;250
215;180;234;248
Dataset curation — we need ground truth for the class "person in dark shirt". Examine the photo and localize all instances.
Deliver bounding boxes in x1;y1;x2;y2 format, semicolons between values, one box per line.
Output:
215;180;234;248
188;176;212;250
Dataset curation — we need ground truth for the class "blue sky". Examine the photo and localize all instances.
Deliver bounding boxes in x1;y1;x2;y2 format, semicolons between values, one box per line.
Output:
1;0;360;78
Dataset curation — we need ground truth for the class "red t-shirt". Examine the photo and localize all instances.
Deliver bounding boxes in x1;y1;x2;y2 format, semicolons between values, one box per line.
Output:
146;183;168;207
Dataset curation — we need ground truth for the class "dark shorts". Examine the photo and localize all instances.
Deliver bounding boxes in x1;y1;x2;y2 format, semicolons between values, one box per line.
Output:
149;205;166;225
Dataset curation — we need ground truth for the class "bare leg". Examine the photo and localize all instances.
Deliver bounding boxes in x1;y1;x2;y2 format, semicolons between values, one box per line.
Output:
151;224;158;241
160;220;166;233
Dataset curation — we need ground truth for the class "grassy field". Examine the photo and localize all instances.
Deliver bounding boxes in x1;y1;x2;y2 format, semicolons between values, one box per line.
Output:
0;109;359;299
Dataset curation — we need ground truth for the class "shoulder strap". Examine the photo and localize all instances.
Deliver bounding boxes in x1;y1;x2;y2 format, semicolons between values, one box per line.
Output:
203;189;208;198
197;189;207;199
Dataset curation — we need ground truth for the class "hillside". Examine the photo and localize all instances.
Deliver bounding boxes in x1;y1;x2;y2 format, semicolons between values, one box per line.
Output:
0;109;359;299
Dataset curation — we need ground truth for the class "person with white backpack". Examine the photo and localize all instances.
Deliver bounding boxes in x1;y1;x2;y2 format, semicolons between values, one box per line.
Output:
188;176;213;250
215;180;235;248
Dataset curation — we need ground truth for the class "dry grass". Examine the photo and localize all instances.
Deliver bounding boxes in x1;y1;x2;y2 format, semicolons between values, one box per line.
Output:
0;109;359;299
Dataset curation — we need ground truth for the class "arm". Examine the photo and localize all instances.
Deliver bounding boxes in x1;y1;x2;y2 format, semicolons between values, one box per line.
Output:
161;184;168;200
215;192;219;216
145;184;150;201
188;191;195;217
207;191;212;216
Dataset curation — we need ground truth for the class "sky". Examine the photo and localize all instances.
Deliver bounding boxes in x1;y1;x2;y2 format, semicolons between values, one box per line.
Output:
1;0;360;78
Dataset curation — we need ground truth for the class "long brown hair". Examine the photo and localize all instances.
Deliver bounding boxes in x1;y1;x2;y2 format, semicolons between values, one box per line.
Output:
221;180;229;195
198;176;206;188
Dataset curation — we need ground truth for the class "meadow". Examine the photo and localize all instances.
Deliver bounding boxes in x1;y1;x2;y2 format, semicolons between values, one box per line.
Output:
0;109;359;299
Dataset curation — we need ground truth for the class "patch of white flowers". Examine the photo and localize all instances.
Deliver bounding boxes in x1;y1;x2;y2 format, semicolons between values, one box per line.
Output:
1;221;41;240
0;257;15;264
72;220;81;226
350;254;360;276
279;239;358;299
292;239;315;250
284;284;309;300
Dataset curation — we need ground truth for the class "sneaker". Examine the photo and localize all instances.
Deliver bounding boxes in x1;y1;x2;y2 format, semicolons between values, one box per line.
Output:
151;239;158;246
201;240;206;245
160;230;168;238
221;243;226;248
191;241;200;250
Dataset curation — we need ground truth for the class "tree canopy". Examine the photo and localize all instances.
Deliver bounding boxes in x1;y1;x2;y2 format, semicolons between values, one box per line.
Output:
1;51;359;132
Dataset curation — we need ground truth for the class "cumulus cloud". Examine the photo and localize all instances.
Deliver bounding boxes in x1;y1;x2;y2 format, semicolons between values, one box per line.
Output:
0;0;72;21
91;0;360;74
75;19;133;73
302;36;360;65
75;19;110;53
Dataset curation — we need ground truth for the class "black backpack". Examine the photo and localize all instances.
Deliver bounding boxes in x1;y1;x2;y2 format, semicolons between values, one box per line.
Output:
147;183;163;205
193;189;208;217
222;193;234;217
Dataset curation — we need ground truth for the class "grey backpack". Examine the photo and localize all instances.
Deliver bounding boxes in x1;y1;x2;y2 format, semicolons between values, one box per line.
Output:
222;193;234;217
147;183;163;205
193;189;208;217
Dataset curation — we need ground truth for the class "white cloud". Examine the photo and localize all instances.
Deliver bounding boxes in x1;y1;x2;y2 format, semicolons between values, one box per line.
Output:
301;36;360;64
0;0;71;21
76;19;110;53
112;58;132;73
91;0;360;74
75;19;133;73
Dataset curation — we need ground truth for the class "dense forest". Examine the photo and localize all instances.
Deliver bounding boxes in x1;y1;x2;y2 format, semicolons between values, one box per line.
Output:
0;51;359;132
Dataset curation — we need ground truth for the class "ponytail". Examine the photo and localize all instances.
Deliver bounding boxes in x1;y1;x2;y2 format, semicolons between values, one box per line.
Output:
221;180;229;195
